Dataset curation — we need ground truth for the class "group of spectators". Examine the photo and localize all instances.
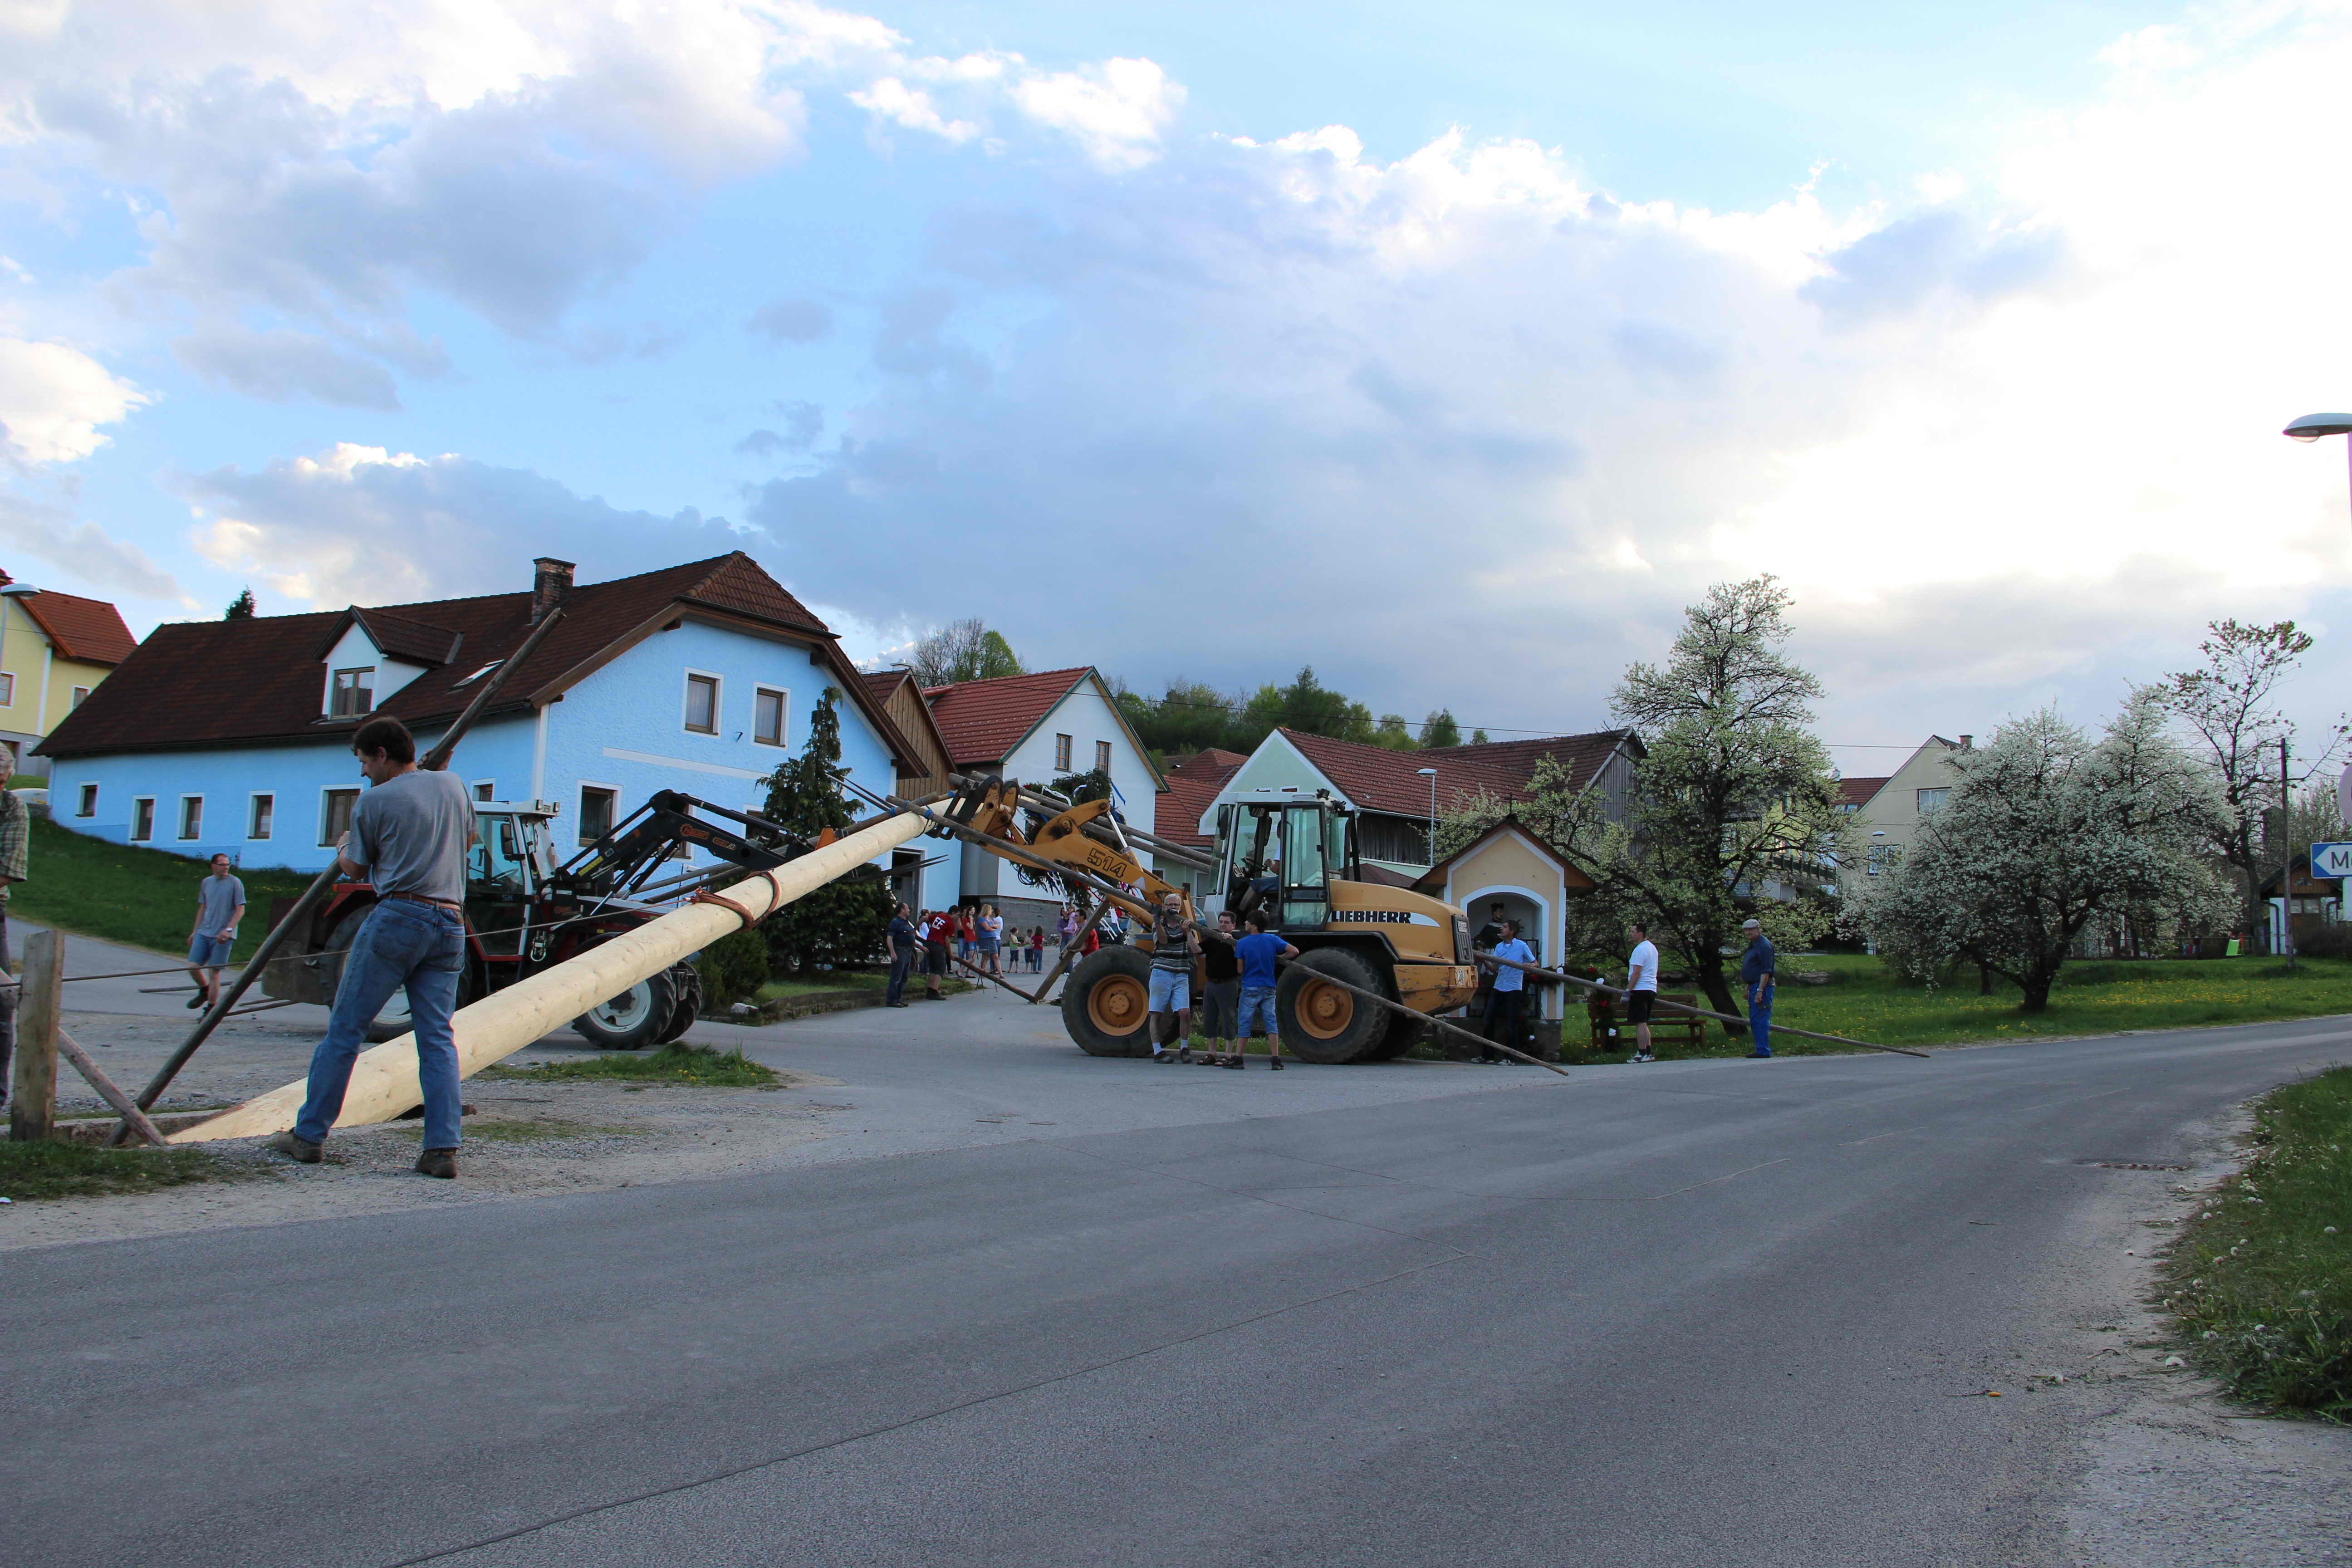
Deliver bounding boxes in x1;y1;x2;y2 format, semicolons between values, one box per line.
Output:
881;899;1090;1005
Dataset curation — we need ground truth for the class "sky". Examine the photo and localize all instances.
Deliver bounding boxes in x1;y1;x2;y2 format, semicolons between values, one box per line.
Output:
3;0;2351;776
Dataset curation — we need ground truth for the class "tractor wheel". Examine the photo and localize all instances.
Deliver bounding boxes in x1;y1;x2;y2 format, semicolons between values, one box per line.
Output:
1061;946;1156;1057
656;961;703;1045
1277;948;1390;1065
572;967;679;1051
1361;1009;1425;1062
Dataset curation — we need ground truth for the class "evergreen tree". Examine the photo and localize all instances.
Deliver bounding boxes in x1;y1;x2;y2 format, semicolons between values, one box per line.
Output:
1420;708;1462;748
758;686;892;972
224;587;257;620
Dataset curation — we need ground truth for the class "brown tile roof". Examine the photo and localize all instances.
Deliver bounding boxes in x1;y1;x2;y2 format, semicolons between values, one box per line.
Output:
1274;727;1637;818
37;553;906;764
1154;750;1244;847
922;666;1093;767
342;607;464;666
15;588;136;666
1836;775;1891;808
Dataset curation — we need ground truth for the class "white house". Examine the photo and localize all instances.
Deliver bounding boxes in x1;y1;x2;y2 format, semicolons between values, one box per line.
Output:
922;666;1165;928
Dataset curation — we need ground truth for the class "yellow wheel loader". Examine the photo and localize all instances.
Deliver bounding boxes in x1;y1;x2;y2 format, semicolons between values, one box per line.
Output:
936;779;1478;1064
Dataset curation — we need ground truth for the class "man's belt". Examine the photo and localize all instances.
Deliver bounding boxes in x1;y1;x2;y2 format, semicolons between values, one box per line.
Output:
385;891;462;911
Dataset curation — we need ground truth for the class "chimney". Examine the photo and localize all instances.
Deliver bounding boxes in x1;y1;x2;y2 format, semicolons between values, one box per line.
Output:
530;557;575;624
1959;734;1973;750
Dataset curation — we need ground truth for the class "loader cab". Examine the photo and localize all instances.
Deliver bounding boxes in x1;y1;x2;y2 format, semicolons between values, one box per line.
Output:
1213;790;1357;931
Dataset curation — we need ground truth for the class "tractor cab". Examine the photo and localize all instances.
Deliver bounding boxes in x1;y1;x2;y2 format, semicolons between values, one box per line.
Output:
1210;789;1355;930
464;800;562;958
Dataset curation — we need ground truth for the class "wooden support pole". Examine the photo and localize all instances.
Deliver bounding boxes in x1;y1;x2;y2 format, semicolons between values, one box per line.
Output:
10;927;62;1141
1027;897;1112;1005
1482;954;1928;1060
56;1030;166;1147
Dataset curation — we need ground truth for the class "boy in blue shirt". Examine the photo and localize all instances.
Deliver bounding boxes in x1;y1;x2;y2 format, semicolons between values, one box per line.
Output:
1476;919;1535;1064
1231;911;1298;1070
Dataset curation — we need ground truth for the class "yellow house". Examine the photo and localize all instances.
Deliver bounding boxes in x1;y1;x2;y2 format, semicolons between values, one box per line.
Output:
0;572;137;772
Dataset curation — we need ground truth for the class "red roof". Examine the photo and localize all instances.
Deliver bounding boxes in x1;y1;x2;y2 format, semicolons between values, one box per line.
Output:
38;553;911;765
15;588;136;666
1837;775;1891;808
1155;750;1245;847
922;666;1094;766
1273;727;1637;818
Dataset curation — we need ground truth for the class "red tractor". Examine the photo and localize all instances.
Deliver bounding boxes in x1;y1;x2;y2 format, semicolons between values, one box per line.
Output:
263;791;811;1048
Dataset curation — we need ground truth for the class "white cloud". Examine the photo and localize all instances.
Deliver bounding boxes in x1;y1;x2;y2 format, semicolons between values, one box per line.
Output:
0;336;145;463
1009;57;1183;170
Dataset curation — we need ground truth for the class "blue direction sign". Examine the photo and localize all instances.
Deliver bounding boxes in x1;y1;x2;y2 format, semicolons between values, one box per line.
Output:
2311;843;2352;879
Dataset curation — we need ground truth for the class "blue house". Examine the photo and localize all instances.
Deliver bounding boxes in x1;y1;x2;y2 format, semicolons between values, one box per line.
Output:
37;555;924;885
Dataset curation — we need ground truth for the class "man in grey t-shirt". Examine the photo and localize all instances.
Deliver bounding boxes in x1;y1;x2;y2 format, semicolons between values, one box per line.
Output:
275;716;477;1178
184;853;247;1012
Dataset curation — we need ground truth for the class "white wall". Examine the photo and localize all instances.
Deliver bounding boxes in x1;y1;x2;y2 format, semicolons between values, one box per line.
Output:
319;623;431;710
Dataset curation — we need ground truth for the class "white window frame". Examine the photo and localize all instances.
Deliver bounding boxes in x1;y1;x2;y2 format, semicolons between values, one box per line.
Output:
577;780;622;847
1054;733;1073;771
329;665;376;718
248;792;274;841
76;782;96;818
681;669;722;736
130;796;155;842
0;671;14;707
177;794;203;840
752;684;789;748
69;685;89;709
319;787;360;848
472;779;495;803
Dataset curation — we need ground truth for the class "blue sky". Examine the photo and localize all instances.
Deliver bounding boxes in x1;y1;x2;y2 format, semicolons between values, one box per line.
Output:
4;0;2350;771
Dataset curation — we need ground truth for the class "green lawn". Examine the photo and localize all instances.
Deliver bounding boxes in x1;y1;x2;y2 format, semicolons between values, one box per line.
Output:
2163;1066;2352;1420
0;1139;255;1200
474;1042;779;1088
1493;951;2352;1063
12;815;314;962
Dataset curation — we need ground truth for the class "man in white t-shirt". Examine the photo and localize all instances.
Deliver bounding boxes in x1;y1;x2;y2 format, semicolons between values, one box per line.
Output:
1625;921;1661;1062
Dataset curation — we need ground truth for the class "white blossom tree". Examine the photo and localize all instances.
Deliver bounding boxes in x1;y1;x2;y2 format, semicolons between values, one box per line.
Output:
1859;695;2232;1011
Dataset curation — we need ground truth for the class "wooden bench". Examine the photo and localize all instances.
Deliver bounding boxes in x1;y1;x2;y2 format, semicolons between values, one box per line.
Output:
1587;990;1710;1048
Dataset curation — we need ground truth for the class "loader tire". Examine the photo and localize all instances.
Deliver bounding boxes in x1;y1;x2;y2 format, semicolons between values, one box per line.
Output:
1062;946;1156;1057
656;960;703;1044
572;967;678;1051
1277;948;1390;1065
1361;1009;1425;1061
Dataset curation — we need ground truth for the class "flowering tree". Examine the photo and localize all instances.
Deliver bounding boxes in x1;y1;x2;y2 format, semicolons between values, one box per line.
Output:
1859;696;2232;1011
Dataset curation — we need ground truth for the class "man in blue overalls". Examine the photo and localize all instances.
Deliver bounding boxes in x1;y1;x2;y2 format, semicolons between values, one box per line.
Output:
1740;917;1776;1059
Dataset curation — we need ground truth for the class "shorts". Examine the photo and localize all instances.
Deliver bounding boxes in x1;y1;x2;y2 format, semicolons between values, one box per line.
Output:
925;942;949;976
1199;978;1240;1038
1237;984;1279;1037
1147;967;1191;1013
188;933;234;968
1626;990;1655;1024
978;938;999;954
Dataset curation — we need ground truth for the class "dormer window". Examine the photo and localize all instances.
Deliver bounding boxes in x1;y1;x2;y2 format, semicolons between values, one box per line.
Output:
331;666;375;717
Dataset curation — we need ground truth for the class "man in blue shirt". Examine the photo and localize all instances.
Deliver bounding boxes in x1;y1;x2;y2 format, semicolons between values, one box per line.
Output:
1475;920;1535;1064
1740;917;1776;1058
1232;911;1298;1070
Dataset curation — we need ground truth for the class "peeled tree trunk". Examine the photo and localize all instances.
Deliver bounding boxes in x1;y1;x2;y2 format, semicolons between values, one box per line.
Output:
173;813;928;1143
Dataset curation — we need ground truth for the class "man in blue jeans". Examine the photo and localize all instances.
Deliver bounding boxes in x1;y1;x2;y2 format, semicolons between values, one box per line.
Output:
1740;916;1776;1058
272;716;476;1177
884;901;917;1007
1231;911;1298;1071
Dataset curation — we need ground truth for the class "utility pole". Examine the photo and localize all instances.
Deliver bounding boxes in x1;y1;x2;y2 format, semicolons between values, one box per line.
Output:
2282;735;2296;970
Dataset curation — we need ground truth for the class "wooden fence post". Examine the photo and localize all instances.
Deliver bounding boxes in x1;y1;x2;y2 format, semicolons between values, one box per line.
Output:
10;927;62;1142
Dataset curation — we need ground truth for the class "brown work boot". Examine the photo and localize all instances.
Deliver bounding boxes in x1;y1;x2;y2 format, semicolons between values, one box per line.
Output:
414;1148;458;1179
269;1131;323;1164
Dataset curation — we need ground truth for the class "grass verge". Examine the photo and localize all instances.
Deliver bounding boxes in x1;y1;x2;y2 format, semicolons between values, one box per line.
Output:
13;815;313;963
0;1139;255;1201
2162;1066;2352;1421
474;1042;779;1088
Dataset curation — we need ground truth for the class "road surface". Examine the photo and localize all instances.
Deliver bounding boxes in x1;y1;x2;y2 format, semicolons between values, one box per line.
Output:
5;1003;2348;1565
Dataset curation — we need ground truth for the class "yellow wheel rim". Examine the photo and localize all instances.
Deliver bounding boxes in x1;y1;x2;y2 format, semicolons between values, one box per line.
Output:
1088;975;1148;1036
1294;978;1354;1040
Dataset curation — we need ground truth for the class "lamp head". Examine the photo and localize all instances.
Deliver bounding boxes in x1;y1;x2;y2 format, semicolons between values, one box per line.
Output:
1416;767;1436;776
2284;412;2352;443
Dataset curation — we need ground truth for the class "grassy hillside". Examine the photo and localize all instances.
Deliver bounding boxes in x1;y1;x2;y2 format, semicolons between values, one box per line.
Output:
11;815;314;961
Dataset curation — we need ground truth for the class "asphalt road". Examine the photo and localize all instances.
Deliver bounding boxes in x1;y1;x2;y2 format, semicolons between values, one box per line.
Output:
8;1012;2350;1566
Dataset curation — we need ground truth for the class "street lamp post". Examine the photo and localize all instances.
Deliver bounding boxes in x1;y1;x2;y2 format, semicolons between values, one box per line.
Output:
2285;412;2352;523
1417;767;1438;868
